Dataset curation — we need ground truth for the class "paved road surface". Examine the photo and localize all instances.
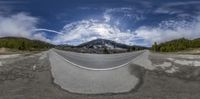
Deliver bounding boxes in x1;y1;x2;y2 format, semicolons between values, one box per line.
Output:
54;49;144;69
49;50;140;94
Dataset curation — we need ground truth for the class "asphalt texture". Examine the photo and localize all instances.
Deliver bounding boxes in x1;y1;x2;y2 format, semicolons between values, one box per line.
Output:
49;50;140;94
1;50;200;98
54;49;144;69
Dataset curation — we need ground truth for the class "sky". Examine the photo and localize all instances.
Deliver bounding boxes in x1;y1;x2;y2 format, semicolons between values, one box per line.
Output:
0;0;200;46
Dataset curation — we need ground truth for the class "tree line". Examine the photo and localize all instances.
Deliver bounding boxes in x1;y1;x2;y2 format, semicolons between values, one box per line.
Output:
152;38;200;52
0;37;54;51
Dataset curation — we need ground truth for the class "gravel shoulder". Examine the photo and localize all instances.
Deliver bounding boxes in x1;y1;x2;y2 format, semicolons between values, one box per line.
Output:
0;50;200;99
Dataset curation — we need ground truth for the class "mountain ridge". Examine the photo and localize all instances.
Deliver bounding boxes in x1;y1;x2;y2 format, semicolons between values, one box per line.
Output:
0;37;148;53
77;38;147;50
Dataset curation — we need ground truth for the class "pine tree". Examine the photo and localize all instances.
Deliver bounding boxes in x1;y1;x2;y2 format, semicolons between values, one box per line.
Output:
103;48;109;54
152;42;158;52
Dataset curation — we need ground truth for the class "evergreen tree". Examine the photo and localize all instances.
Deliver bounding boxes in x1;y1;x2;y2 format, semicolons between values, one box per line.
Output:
152;42;158;52
0;37;54;51
151;38;200;52
103;48;109;54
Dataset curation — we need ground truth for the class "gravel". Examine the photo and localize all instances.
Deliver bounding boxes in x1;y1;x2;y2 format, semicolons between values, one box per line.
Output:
0;50;200;99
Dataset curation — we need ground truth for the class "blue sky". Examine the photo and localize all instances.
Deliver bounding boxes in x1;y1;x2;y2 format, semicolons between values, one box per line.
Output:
0;0;200;46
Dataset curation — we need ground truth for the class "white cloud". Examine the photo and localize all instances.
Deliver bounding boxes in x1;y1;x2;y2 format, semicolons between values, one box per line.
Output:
103;14;111;22
50;15;200;46
0;13;37;38
155;7;183;15
155;1;200;15
1;7;200;47
0;7;146;46
135;17;200;46
34;28;64;35
165;1;200;7
0;12;52;43
53;19;138;45
32;33;52;43
103;7;145;22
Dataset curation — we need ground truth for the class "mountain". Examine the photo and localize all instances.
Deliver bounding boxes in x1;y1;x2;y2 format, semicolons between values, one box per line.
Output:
55;39;147;54
0;37;54;51
0;37;147;53
77;38;147;50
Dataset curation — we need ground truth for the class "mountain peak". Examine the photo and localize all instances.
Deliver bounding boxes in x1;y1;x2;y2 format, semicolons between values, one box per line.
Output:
77;39;130;49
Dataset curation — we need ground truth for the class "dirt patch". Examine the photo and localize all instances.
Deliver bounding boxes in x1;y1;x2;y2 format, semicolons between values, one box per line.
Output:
0;48;7;53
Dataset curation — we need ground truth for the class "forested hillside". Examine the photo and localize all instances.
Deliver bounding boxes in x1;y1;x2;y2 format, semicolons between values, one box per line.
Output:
152;38;200;52
0;37;54;51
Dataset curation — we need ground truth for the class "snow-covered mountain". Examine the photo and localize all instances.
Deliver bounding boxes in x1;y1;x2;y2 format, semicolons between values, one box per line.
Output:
77;39;147;50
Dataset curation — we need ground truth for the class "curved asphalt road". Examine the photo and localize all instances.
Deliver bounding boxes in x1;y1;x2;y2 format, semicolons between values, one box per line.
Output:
53;49;144;69
49;50;141;94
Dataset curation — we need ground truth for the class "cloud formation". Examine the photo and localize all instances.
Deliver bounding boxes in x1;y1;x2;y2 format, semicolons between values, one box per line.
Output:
103;7;145;23
1;12;200;47
53;19;137;45
51;14;200;46
0;13;37;37
135;17;200;46
34;28;64;35
1;1;200;47
155;1;200;16
0;12;52;43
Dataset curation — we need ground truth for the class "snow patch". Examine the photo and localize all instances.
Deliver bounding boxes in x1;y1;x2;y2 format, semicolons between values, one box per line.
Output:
105;44;114;49
177;55;200;59
174;60;193;66
0;54;20;59
165;66;178;73
39;53;47;60
154;62;178;73
194;61;200;66
33;65;37;70
155;62;172;68
167;58;175;61
168;58;200;67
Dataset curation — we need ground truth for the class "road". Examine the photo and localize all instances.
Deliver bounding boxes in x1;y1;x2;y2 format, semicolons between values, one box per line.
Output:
1;50;200;98
49;49;140;94
53;49;144;70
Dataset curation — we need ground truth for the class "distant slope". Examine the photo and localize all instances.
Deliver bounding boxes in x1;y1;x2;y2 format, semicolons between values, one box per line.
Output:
0;37;54;51
77;38;147;50
56;39;148;54
152;38;200;52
